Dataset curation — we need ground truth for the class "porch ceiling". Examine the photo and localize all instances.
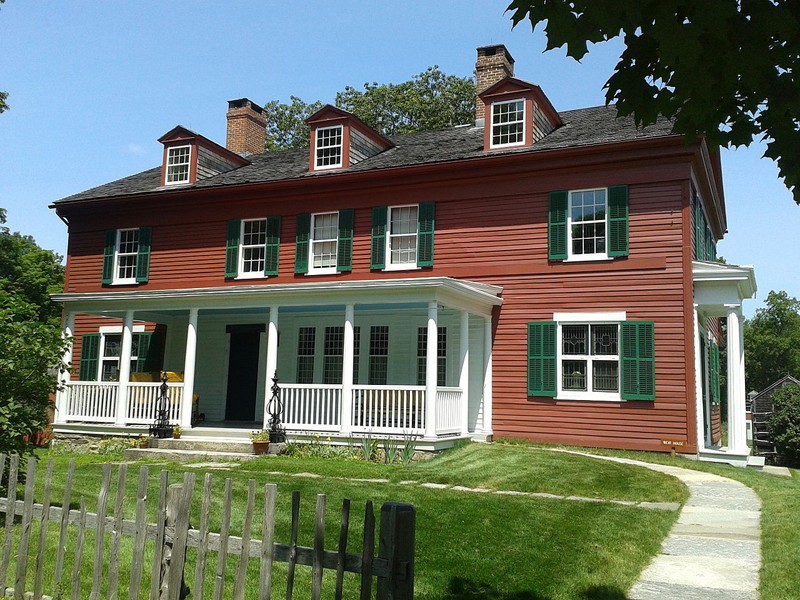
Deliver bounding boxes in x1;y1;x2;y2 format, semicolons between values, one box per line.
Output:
53;277;503;318
693;260;757;312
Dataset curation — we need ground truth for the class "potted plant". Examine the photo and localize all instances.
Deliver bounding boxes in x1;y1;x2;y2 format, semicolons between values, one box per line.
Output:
173;425;182;439
250;430;271;455
137;435;149;448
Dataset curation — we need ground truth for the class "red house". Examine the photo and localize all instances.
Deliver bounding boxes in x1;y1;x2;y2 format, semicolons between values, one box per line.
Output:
51;45;757;464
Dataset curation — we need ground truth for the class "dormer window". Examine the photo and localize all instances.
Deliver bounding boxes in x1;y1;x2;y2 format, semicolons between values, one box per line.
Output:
491;100;525;148
166;145;191;184
315;126;343;170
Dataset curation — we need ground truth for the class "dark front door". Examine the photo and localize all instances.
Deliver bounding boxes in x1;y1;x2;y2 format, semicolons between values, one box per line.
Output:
225;324;265;421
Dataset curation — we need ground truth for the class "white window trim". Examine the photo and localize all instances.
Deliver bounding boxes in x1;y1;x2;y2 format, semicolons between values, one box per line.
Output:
554;311;626;402
314;125;343;170
236;218;269;280
384;204;421;272
96;325;146;382
307;211;339;276
113;228;139;285
564;187;610;262
489;99;526;149
165;145;192;185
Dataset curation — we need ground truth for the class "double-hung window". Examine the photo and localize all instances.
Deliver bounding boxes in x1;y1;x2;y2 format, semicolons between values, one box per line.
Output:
548;186;628;261
296;327;316;384
295;210;353;274
102;227;152;285
225;217;281;279
370;203;435;270
165;145;191;184
315;126;343;170
368;326;389;385
78;329;156;381
490;99;525;148
527;314;654;401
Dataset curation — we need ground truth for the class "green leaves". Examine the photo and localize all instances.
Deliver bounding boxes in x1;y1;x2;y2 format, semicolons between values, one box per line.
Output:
769;384;800;467
506;0;800;203
744;291;800;393
262;96;324;152
335;66;476;136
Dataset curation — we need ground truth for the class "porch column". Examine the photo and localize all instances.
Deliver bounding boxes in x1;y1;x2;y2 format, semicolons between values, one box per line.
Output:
692;303;707;450
482;316;493;436
340;304;355;435
54;311;75;425
459;310;470;436
263;306;279;428
179;308;199;428
726;305;748;455
115;310;135;426
424;302;438;439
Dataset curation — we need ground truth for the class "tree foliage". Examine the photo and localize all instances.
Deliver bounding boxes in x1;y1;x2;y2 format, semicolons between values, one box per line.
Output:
263;96;324;152
769;384;800;467
0;209;66;457
335;66;475;136
262;67;476;151
507;0;800;204
744;290;800;393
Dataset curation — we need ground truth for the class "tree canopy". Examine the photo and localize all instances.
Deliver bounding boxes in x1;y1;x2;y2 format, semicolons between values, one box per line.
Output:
0;209;66;457
507;0;800;204
263;66;476;151
744;290;800;393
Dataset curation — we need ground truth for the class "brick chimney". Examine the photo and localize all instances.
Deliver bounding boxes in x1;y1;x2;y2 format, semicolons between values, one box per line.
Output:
475;45;515;124
226;98;266;155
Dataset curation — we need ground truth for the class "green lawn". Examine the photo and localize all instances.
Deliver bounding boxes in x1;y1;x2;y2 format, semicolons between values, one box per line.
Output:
536;443;800;600
6;443;689;599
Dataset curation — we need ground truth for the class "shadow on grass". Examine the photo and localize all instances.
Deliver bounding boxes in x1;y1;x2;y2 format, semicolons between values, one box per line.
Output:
442;578;626;600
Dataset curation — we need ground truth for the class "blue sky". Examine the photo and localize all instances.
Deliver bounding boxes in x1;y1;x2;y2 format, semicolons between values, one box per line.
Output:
1;1;797;317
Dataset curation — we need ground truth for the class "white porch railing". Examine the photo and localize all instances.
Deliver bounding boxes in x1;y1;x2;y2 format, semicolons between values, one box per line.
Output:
435;387;463;436
281;384;342;431
126;382;184;424
60;381;184;425
351;385;426;435
62;382;119;423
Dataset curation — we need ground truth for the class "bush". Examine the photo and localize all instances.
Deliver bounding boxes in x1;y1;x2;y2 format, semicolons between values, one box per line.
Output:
769;384;800;467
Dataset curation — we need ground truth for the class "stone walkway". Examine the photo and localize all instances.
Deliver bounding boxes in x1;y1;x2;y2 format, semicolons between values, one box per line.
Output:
571;453;762;600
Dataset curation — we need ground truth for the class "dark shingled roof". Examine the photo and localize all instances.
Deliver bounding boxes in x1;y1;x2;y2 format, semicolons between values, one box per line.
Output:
54;105;675;205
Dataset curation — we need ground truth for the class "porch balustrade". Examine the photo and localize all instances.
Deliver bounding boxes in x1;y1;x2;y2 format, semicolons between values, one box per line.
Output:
61;381;184;425
59;381;462;438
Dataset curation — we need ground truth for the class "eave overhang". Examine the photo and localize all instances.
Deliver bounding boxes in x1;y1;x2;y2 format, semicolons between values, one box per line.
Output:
52;277;503;318
693;261;757;307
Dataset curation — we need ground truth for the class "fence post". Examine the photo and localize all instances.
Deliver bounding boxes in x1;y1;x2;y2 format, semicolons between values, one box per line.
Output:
376;502;415;600
160;484;189;600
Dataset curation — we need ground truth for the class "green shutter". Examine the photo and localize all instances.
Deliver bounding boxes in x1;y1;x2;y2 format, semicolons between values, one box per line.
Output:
295;213;311;274
527;322;557;397
135;226;152;283
607;185;629;257
695;198;706;261
264;216;281;276
548;191;568;260
371;206;387;270
102;230;116;284
336;209;354;272
710;341;721;405
621;321;655;401
225;220;241;278
417;202;435;267
79;333;100;381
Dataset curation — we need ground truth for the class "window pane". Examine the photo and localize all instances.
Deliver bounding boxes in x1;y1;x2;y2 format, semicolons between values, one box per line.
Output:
243;220;266;246
316;126;343;167
562;325;588;355
312;240;337;268
390;206;418;235
563;360;587;391
593;361;619;392
323;327;344;385
570;189;607;256
491;100;524;146
592;325;618;355
369;326;389;385
313;213;338;240
296;327;316;384
104;335;121;357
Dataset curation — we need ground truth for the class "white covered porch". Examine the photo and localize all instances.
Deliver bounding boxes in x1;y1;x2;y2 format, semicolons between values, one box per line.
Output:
693;261;758;467
53;277;502;444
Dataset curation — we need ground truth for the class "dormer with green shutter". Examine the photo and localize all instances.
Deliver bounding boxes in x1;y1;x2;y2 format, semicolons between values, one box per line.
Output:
548;186;629;262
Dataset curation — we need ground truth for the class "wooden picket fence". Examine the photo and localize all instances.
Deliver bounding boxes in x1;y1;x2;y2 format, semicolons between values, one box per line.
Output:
0;454;415;600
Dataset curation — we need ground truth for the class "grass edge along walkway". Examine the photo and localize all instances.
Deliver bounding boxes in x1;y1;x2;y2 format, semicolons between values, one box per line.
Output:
559;450;761;599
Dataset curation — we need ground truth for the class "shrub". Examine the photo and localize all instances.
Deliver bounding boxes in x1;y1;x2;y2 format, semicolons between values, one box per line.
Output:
769;384;800;466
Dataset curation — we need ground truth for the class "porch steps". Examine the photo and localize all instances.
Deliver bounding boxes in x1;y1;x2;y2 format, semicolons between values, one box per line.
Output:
123;437;283;463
